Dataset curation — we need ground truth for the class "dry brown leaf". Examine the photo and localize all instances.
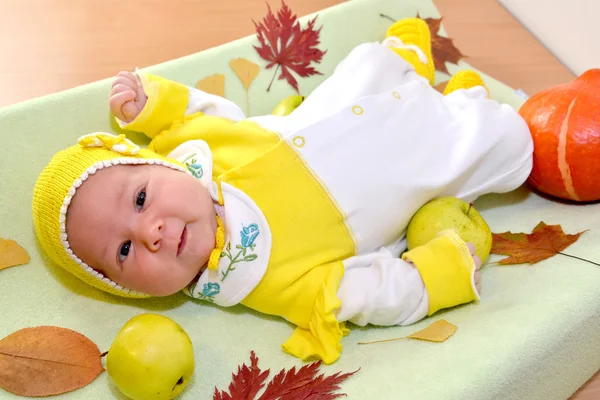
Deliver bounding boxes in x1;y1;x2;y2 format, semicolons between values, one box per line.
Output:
420;15;466;74
357;319;457;345
0;238;30;271
435;81;449;94
0;326;104;396
197;73;226;98
491;222;588;265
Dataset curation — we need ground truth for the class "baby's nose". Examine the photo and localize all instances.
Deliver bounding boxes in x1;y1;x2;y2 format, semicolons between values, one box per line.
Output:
142;220;165;251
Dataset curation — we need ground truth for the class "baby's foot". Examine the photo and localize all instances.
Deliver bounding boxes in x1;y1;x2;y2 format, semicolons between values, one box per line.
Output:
383;18;435;85
443;70;490;98
109;71;148;123
466;242;482;294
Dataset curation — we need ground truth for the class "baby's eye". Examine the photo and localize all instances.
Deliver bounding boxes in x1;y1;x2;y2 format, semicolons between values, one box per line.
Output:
136;190;146;211
119;241;131;263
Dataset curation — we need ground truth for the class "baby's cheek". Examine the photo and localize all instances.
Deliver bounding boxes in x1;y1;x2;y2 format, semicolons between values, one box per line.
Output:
199;237;215;262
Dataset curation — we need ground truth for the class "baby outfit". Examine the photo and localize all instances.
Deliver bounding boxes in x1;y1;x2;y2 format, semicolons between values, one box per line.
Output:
32;18;533;364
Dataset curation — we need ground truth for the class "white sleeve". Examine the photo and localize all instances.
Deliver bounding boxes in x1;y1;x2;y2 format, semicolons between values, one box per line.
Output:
184;85;246;122
335;248;429;327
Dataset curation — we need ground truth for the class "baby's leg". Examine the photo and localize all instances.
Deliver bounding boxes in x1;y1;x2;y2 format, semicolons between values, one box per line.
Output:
437;87;534;202
249;19;434;132
303;17;435;103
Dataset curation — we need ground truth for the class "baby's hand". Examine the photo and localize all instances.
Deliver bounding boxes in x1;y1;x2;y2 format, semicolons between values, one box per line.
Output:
466;242;482;294
109;71;148;123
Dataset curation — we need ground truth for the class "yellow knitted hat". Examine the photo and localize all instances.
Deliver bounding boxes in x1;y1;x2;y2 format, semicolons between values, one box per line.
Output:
32;132;190;298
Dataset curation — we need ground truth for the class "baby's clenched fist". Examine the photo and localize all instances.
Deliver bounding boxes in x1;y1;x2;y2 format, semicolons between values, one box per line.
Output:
466;242;482;294
109;71;148;123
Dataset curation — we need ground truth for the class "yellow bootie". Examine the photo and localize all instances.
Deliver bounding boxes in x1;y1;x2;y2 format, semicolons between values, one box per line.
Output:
385;18;435;85
443;70;490;98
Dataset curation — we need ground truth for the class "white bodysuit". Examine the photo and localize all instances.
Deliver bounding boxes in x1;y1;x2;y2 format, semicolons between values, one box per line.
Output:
125;40;534;362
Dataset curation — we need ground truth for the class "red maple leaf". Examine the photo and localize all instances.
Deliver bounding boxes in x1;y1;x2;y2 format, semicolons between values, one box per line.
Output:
253;0;326;93
214;351;359;400
214;351;269;400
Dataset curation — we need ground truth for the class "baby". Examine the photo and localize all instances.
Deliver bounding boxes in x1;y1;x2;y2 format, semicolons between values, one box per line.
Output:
32;18;533;364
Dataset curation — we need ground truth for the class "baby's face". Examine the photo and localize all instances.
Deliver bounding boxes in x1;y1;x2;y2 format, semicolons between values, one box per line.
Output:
66;164;217;296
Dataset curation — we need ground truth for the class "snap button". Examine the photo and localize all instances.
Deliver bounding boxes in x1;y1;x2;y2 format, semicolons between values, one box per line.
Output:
293;136;306;148
352;105;364;115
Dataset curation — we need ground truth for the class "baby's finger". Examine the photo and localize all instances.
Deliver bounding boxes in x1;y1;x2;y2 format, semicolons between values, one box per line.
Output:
109;91;136;120
466;242;476;255
473;255;482;270
474;271;481;294
121;101;140;123
133;74;147;107
117;70;137;82
111;83;136;97
112;75;139;91
109;88;136;105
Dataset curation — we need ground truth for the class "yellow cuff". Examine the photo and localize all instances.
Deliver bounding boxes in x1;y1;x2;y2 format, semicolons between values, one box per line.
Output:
120;73;190;139
402;230;479;316
281;264;349;364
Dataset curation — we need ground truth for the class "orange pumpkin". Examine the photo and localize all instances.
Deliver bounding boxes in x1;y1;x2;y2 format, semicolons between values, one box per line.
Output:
519;68;600;202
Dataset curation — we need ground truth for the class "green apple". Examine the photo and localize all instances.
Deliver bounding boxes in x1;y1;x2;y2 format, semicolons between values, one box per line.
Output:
272;95;305;116
406;196;492;262
106;314;195;400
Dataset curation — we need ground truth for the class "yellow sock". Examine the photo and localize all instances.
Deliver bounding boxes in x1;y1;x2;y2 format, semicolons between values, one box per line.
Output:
443;70;489;97
385;18;435;85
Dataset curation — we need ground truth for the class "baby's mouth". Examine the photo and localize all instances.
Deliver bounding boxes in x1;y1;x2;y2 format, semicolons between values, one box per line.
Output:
177;226;187;256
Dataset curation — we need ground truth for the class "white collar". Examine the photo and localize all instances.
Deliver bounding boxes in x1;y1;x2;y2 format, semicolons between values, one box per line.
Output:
166;140;272;306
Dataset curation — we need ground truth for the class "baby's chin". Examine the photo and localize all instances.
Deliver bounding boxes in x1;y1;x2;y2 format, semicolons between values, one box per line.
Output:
149;263;207;297
141;278;193;297
108;270;200;298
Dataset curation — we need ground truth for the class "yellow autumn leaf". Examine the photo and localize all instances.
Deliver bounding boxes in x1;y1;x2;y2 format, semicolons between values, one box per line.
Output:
230;58;260;116
196;74;225;98
0;238;30;271
357;319;457;345
229;58;260;91
407;319;457;342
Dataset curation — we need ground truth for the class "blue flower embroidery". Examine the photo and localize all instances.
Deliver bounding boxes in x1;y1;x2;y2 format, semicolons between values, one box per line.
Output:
182;154;203;179
187;162;203;179
219;223;260;282
240;223;260;248
202;282;220;297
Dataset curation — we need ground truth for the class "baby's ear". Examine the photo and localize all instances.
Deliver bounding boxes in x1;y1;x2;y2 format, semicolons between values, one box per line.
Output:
167;139;214;189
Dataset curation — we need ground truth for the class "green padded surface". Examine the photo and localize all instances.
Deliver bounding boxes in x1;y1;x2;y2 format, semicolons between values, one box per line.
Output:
0;0;598;399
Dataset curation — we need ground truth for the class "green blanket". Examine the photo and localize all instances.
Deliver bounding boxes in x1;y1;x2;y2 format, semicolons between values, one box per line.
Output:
1;0;598;399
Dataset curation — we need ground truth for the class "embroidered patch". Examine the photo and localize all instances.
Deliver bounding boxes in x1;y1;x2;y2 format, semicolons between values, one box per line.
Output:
203;282;221;297
188;281;221;303
241;223;260;247
220;223;260;282
182;153;204;179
